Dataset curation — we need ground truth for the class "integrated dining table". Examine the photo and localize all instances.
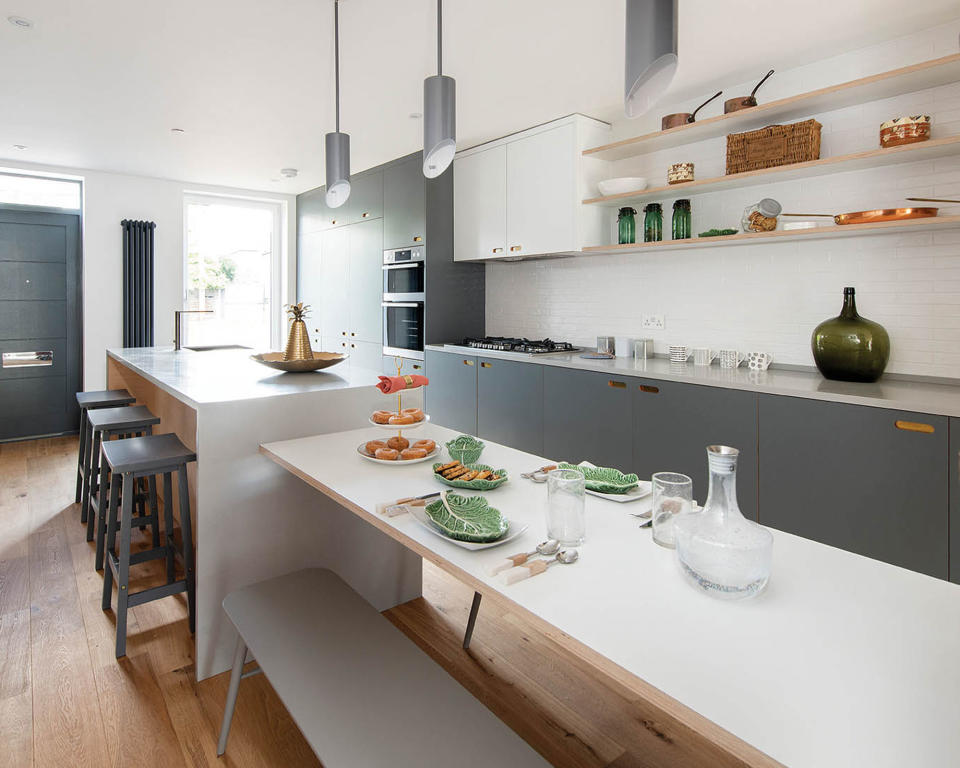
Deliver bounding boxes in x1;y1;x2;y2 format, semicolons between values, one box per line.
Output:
261;423;960;768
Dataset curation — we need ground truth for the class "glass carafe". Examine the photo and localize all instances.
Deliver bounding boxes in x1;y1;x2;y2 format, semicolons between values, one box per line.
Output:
675;445;772;600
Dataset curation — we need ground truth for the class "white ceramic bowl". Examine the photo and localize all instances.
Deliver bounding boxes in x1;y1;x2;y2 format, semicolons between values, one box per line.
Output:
598;177;648;197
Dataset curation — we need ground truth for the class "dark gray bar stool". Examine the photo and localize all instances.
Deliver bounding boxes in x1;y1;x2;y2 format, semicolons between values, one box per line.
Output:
85;405;162;563
101;432;197;658
75;390;135;505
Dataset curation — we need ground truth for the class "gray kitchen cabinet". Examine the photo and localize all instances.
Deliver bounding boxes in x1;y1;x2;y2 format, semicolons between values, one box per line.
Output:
759;395;948;579
477;357;543;455
297;171;383;234
633;381;758;519
424;349;477;435
951;418;960;584
543;367;632;471
383;156;426;249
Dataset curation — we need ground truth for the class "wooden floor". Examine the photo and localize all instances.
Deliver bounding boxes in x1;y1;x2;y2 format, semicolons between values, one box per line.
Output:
1;435;693;768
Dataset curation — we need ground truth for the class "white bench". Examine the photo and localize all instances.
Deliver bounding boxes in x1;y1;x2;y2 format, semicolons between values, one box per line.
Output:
217;568;550;767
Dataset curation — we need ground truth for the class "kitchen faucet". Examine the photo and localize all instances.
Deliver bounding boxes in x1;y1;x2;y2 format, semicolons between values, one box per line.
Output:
174;310;213;351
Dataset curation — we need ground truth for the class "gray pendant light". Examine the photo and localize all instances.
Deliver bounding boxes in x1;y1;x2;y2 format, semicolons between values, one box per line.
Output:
624;0;678;118
325;0;350;208
423;0;455;178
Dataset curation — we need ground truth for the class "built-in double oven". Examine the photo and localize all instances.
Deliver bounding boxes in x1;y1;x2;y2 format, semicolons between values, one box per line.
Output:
382;245;425;360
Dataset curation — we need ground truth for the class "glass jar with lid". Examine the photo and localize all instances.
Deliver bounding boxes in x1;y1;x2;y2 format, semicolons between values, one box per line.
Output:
741;198;782;233
672;199;691;240
617;207;638;245
643;203;663;242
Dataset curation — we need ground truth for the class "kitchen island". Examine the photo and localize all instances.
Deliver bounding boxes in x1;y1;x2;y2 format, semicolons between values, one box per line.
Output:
106;347;423;679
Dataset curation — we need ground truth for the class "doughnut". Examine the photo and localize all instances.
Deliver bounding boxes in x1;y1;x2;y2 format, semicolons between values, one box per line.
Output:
386;436;409;451
400;447;428;460
374;447;399;461
388;413;416;425
401;407;425;422
365;440;387;455
412;439;435;453
371;410;392;424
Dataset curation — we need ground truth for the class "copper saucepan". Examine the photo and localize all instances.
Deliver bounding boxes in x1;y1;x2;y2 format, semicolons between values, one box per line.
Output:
724;70;775;114
782;207;939;225
661;91;723;131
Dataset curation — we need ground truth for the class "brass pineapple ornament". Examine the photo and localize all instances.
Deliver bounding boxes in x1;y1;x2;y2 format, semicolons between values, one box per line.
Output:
283;303;314;361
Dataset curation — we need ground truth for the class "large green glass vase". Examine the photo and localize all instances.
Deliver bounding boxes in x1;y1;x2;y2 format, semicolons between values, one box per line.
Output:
812;287;890;383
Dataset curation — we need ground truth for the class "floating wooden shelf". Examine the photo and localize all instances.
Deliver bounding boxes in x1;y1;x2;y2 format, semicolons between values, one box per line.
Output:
582;135;960;206
583;53;960;161
582;215;960;255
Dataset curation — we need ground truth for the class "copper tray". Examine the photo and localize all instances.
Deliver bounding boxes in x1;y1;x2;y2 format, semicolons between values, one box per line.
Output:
251;351;348;372
834;207;938;225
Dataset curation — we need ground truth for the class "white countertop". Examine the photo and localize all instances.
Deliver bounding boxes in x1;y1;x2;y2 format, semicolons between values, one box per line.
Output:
107;346;383;408
427;344;960;417
262;424;960;768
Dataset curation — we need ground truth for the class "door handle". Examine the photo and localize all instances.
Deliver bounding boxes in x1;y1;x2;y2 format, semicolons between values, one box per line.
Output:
638;384;660;394
492;247;504;254
351;343;356;348
607;380;626;388
509;245;522;252
351;332;355;337
413;236;423;242
331;219;337;225
413;364;422;370
463;359;474;366
362;212;369;218
342;331;347;336
894;420;934;434
480;362;492;368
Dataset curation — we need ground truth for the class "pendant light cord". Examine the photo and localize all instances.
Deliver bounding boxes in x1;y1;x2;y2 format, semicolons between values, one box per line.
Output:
437;0;442;76
334;0;341;132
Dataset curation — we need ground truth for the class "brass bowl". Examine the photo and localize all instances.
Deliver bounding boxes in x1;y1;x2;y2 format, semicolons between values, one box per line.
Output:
251;351;348;372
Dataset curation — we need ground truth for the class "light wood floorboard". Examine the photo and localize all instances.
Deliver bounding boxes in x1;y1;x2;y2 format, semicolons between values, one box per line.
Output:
1;435;715;767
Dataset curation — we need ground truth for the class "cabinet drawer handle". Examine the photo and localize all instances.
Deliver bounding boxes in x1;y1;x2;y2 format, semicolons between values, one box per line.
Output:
413;364;422;370
608;380;626;389
351;343;356;348
492;247;504;254
413;236;423;242
463;359;474;366
331;219;337;225
342;342;346;347
638;384;660;394
342;331;347;336
895;420;934;434
351;332;355;337
509;245;522;252
480;362;492;368
361;212;369;218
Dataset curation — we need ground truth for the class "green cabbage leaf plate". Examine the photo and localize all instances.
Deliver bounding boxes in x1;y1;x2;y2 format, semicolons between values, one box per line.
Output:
558;462;640;494
424;491;508;543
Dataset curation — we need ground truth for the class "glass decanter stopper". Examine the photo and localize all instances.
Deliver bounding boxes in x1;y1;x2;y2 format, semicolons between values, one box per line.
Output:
675;445;773;600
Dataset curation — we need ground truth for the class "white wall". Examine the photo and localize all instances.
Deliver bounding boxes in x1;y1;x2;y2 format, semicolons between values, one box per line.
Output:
0;161;296;390
485;19;960;380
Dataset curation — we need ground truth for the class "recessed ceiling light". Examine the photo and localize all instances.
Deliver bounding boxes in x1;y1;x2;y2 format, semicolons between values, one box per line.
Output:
279;168;298;178
11;144;28;150
409;112;422;119
170;127;185;134
7;16;33;29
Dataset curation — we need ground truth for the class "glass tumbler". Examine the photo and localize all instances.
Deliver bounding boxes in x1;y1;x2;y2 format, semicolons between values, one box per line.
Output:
546;469;586;546
651;472;694;548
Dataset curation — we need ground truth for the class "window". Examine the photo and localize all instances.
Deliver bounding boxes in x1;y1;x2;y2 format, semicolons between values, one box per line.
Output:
0;171;81;209
183;195;282;350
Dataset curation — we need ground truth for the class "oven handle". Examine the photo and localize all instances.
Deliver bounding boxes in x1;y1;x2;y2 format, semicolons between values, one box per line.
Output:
381;302;422;308
382;263;422;271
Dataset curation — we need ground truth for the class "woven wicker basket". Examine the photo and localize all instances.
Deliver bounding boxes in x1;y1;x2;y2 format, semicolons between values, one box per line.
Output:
726;119;822;175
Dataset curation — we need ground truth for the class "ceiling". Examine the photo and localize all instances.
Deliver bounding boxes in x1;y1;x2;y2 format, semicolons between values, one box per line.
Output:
1;0;957;194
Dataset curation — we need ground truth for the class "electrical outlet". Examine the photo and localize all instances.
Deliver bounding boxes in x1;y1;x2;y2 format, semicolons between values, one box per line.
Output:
641;314;665;330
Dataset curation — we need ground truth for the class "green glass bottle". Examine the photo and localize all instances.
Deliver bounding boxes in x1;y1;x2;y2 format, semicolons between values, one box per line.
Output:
672;199;691;240
812;287;890;383
643;203;663;242
617;207;637;245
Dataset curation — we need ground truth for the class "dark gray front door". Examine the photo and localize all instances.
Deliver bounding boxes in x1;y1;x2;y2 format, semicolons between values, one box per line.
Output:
0;207;82;440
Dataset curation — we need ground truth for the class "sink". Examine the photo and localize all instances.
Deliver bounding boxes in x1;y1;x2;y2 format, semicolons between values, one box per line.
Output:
183;344;251;352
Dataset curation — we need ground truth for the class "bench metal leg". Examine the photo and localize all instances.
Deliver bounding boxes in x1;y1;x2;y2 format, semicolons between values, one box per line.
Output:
217;634;248;757
463;591;482;650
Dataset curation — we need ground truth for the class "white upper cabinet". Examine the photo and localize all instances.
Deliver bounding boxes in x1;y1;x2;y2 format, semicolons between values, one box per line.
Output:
453;115;610;262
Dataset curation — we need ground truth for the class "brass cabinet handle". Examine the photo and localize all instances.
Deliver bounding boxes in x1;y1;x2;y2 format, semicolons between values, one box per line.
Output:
463;359;474;366
413;364;422;370
413;236;423;242
608;380;626;388
341;342;346;347
351;343;356;348
509;245;522;252
351;332;355;337
895;420;934;434
361;212;369;218
492;247;504;254
638;384;660;394
331;219;337;225
341;331;347;336
480;362;492;368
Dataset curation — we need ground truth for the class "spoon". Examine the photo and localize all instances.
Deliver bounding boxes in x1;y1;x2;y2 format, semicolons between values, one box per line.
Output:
487;540;560;575
503;549;579;584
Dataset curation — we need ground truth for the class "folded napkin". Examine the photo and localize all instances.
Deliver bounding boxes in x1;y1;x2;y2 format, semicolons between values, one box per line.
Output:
376;374;429;394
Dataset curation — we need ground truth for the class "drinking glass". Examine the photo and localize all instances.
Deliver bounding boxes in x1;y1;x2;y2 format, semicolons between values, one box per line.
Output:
651;472;693;548
546;469;586;546
596;336;615;356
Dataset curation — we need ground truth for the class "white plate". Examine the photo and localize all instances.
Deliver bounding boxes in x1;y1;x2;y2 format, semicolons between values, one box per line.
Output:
356;442;439;465
586;480;652;503
598;177;648;196
367;413;430;430
407;505;529;550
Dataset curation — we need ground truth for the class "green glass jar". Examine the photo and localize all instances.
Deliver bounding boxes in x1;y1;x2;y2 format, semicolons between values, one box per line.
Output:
617;207;638;245
643;203;663;242
812;287;890;382
672;199;691;240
